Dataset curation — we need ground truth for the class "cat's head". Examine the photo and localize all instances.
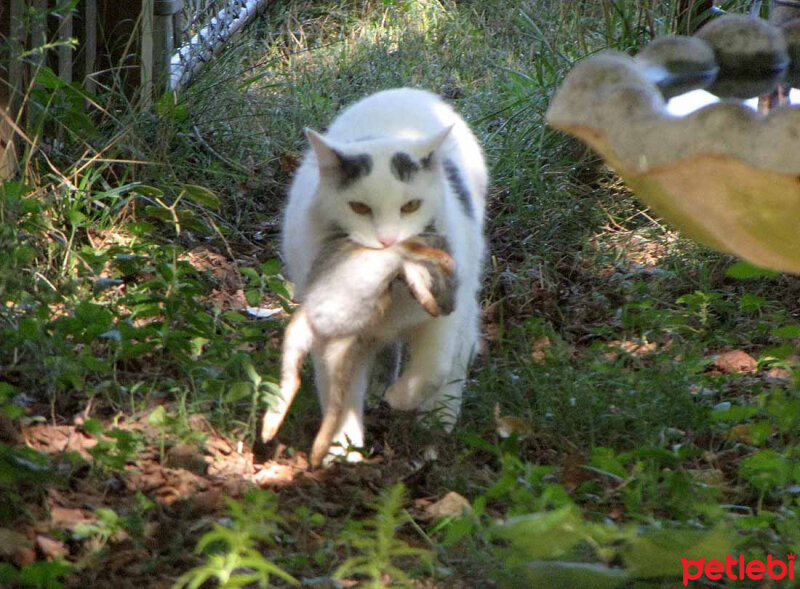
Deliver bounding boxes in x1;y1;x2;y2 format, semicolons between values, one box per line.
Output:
305;127;452;249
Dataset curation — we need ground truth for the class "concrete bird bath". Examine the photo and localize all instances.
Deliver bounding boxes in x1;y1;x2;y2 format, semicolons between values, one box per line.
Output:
546;14;800;273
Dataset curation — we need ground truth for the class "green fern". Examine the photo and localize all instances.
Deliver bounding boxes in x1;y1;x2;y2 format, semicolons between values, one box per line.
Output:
334;483;430;588
173;490;298;589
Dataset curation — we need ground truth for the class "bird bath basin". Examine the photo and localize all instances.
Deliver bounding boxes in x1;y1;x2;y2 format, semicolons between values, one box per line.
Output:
546;15;800;273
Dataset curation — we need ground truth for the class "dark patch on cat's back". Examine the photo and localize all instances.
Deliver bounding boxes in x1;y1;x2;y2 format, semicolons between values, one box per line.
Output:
390;152;420;182
334;150;372;188
443;158;474;219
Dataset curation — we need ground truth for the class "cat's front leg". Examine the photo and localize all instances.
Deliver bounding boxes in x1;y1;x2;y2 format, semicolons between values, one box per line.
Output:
385;299;479;430
384;314;459;412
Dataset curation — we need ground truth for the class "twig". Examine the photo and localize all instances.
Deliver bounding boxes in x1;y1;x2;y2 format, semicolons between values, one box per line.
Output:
192;124;250;174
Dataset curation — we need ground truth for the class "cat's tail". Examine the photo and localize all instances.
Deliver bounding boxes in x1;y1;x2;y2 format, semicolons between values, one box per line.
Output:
261;308;314;443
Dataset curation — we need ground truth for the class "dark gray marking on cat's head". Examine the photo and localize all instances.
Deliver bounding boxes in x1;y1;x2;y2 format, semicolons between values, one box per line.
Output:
420;152;435;170
443;158;474;220
390;152;420;183
334;151;372;188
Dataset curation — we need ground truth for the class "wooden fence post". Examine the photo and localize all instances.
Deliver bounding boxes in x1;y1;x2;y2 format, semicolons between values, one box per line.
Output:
58;6;74;83
140;0;154;106
153;0;183;93
0;0;25;180
83;0;97;93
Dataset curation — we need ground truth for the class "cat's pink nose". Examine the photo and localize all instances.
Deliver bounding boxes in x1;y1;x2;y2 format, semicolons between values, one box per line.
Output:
378;236;397;247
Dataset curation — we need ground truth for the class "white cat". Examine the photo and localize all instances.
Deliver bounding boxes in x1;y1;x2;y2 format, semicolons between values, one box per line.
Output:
282;87;487;461
262;234;456;468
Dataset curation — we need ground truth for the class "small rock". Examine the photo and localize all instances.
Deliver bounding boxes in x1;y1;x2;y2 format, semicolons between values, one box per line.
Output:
424;492;471;520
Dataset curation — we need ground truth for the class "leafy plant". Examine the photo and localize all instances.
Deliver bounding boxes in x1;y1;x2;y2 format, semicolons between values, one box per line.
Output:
174;489;298;588
0;559;74;589
82;419;143;475
335;484;432;588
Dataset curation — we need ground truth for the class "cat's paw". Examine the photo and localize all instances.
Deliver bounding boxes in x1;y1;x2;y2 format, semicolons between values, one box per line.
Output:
322;443;366;466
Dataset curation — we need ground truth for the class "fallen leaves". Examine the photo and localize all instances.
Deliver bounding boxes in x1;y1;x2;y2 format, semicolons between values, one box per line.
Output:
494;404;533;439
36;535;69;560
253;462;297;487
24;424;97;460
49;505;95;531
710;350;758;374
530;336;552;364
607;339;658;359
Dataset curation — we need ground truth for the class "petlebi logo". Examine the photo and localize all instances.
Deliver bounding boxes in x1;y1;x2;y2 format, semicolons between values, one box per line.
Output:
682;553;795;585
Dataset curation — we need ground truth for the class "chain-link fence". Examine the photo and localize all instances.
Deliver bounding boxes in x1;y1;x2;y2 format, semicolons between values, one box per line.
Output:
0;0;274;179
0;1;273;100
170;0;272;90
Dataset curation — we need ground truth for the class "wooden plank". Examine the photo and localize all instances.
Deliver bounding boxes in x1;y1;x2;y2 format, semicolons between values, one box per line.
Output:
58;4;74;83
25;0;47;130
7;0;25;113
96;0;146;96
173;5;187;49
140;0;155;105
83;0;97;92
1;0;23;179
30;0;48;70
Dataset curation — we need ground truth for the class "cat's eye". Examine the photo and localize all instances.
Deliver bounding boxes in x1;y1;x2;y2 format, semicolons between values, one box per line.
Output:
349;201;372;215
401;199;422;214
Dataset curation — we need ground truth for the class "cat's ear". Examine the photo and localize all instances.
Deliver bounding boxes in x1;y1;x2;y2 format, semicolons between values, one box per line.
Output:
306;128;373;187
420;125;453;154
305;128;341;171
416;125;453;165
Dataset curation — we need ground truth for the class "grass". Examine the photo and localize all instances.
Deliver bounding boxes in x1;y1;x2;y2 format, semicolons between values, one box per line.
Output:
3;0;800;586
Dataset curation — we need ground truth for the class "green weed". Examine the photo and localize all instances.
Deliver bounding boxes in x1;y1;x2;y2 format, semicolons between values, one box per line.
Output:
174;490;298;588
335;483;432;588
